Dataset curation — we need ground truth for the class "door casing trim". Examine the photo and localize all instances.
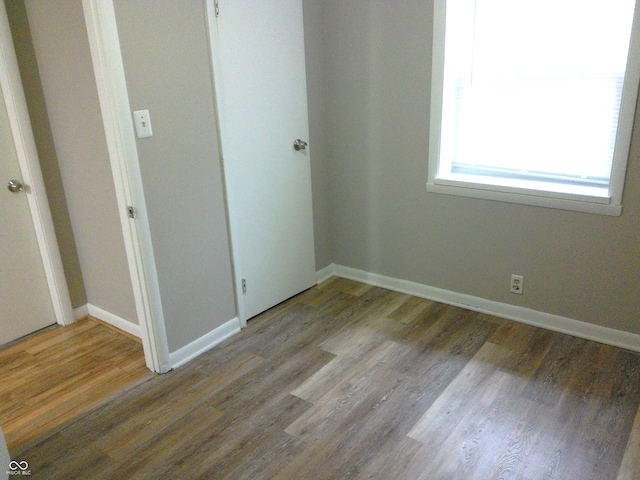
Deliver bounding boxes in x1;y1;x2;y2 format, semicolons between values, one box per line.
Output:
204;0;246;327
82;0;170;373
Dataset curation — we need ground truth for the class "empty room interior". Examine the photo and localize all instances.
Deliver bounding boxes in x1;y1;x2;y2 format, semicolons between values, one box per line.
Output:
1;0;640;478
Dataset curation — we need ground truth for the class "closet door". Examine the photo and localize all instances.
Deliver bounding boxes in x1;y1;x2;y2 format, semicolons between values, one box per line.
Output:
0;58;55;345
214;0;316;321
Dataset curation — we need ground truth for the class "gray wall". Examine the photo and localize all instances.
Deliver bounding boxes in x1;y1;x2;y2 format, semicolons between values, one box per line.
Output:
24;0;137;323
6;0;86;308
304;0;640;334
0;426;8;480
303;0;333;270
113;0;237;352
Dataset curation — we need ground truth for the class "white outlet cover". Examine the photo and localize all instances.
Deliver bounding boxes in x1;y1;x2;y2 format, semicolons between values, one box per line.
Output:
510;274;524;294
133;109;153;138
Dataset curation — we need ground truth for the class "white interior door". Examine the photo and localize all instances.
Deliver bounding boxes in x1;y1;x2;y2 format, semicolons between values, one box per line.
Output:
0;82;56;345
213;0;316;321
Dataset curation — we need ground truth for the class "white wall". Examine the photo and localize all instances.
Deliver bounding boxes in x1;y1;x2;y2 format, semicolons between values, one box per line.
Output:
304;0;640;334
24;0;137;324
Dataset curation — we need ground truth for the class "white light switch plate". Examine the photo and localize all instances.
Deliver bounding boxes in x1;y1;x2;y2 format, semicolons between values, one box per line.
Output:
133;109;153;138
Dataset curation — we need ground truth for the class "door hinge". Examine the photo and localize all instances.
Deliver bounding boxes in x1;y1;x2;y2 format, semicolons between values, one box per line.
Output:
127;206;137;219
241;278;247;294
214;0;219;16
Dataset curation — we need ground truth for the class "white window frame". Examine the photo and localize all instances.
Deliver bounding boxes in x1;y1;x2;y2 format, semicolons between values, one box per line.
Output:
427;0;640;216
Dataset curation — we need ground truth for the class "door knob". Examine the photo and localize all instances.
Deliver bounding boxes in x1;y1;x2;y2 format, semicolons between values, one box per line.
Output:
294;139;308;151
7;180;24;193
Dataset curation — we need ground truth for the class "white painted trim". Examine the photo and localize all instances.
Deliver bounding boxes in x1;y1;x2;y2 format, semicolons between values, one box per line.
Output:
73;304;89;320
204;1;247;328
82;0;170;373
427;0;446;197
610;0;640;206
169;317;241;369
322;264;640;353
427;0;640;217
86;304;141;339
426;182;623;216
74;303;140;338
316;264;335;285
0;0;74;327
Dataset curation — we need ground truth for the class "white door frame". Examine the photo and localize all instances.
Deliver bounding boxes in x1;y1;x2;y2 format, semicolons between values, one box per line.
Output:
0;0;74;328
82;0;171;373
204;0;247;327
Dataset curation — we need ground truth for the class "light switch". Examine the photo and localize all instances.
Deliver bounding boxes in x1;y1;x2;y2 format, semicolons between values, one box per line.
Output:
133;109;153;138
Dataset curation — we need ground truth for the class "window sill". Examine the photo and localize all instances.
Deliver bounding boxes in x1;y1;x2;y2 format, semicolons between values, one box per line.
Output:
426;176;622;216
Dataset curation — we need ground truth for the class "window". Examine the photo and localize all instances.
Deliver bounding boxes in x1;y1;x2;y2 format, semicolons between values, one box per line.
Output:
427;0;640;215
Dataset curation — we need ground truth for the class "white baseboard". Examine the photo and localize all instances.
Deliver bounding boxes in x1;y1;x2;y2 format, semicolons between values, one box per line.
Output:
316;263;336;285
73;304;89;320
77;303;142;339
169;317;241;369
320;264;640;353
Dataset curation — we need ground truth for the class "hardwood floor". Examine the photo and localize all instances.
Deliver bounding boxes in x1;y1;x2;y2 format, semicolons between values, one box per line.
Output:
11;278;640;479
0;317;149;451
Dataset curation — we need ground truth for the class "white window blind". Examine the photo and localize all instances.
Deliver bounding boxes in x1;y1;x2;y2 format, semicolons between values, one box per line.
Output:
429;0;640;214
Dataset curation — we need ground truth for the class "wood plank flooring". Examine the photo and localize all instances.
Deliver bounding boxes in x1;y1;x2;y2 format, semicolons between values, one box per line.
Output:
11;278;640;479
0;317;149;451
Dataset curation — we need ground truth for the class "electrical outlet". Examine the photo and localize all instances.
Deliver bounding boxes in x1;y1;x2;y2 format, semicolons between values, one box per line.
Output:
510;274;524;294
